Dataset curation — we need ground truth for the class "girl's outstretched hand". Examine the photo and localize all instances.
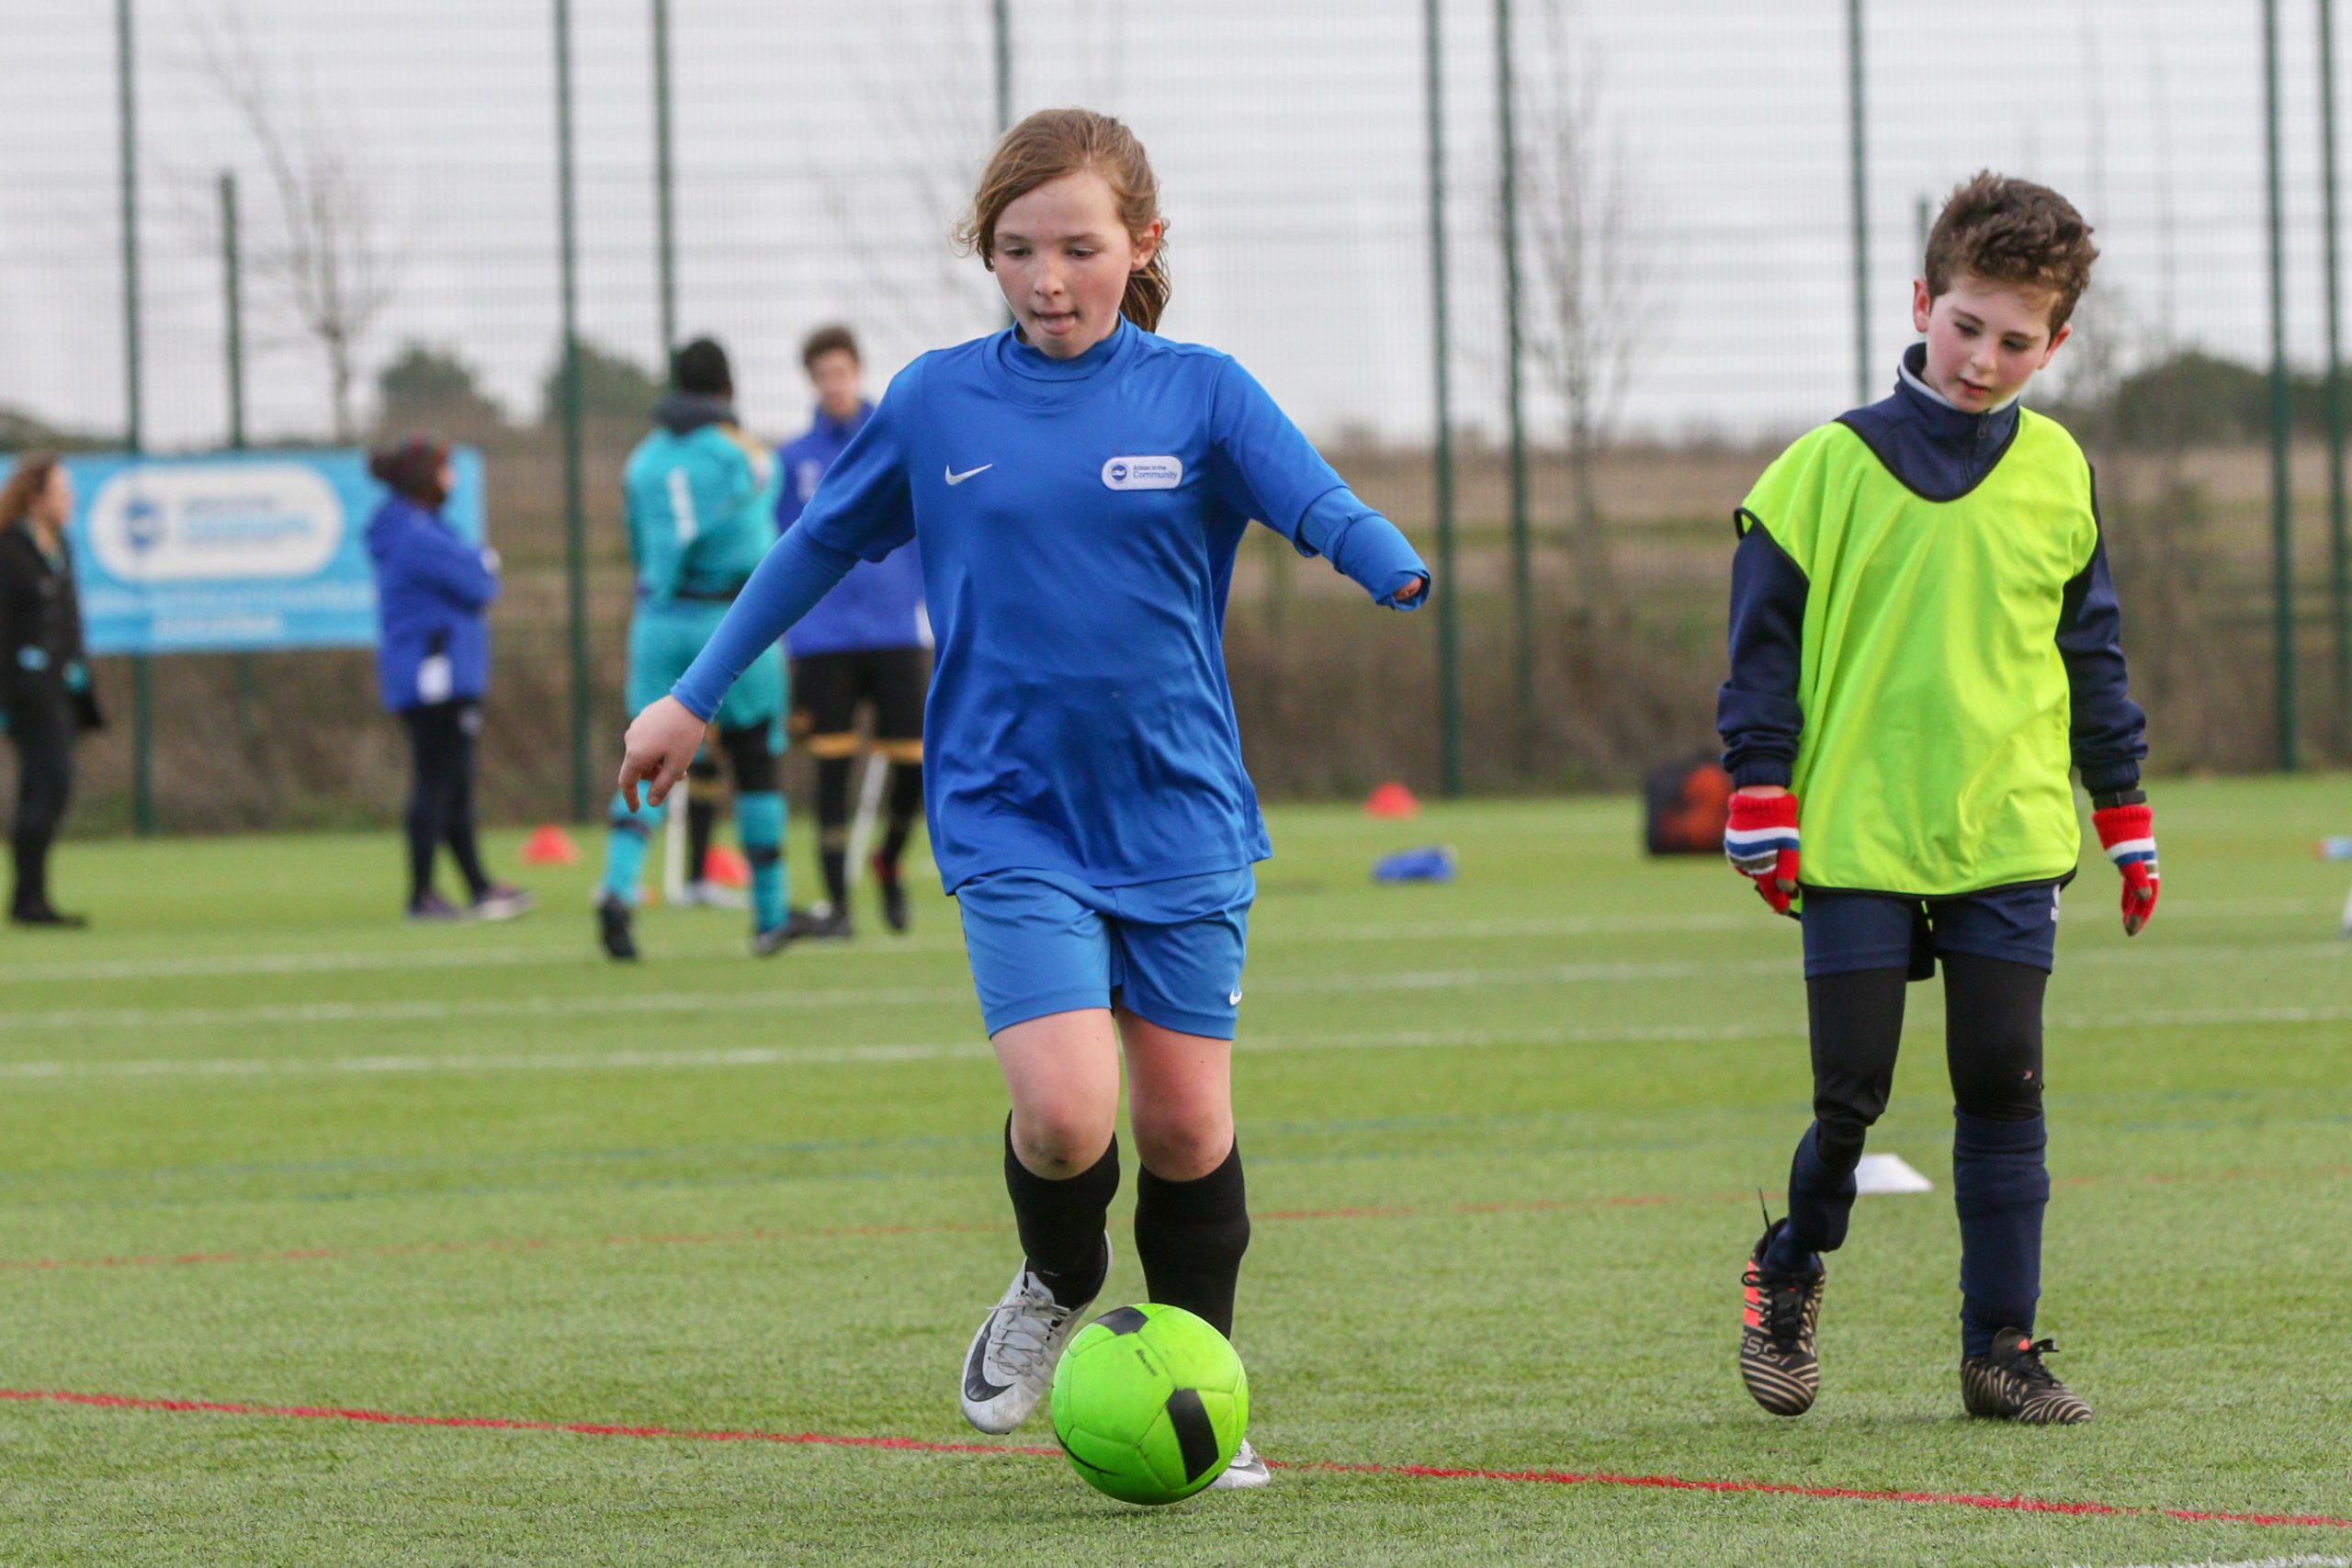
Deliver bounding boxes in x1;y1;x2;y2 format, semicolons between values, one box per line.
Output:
618;695;708;810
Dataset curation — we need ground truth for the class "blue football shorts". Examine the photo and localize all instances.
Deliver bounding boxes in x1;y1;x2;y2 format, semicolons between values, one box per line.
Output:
1801;882;2066;980
955;866;1255;1039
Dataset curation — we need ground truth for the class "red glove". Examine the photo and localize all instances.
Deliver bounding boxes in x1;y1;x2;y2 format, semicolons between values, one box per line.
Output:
2092;800;2159;936
1724;791;1801;918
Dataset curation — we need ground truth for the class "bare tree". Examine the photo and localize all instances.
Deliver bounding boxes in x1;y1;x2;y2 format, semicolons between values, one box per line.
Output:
190;5;400;443
792;0;999;348
1512;0;1659;614
2040;15;2130;432
795;0;1130;348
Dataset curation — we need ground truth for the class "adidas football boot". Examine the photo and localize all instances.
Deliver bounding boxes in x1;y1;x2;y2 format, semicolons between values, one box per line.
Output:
1962;1330;2093;1424
1741;1217;1826;1416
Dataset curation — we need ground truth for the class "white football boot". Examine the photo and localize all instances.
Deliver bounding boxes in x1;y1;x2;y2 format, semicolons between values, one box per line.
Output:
1208;1438;1271;1490
958;1239;1107;1434
676;879;748;911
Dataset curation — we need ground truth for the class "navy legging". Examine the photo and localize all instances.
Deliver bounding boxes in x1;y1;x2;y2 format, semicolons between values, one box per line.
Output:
401;700;491;904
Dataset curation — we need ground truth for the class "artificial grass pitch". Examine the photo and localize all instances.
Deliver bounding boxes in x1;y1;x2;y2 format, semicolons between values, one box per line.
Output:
1;776;2346;1565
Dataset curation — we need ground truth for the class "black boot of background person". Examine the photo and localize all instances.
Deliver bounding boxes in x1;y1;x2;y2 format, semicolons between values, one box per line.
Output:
10;829;85;928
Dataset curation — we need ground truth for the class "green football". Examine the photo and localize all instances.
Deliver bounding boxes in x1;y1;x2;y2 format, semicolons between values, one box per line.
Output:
1048;1303;1250;1506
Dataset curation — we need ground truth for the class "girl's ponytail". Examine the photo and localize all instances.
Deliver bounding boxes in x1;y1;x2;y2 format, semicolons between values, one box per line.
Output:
1120;250;1170;333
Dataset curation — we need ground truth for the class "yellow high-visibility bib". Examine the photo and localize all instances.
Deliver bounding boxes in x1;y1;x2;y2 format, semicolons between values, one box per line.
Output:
1739;410;2098;896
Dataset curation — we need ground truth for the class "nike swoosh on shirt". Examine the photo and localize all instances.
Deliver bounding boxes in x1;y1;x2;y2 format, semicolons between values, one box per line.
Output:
944;464;993;486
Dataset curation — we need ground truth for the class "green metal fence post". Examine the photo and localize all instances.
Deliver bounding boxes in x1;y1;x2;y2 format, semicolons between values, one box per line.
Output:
1494;0;1533;764
220;172;244;449
1425;0;1460;797
2265;0;2299;771
556;0;593;820
652;0;677;354
117;0;154;837
221;169;260;749
2322;0;2349;746
993;0;1012;132
1847;0;1870;406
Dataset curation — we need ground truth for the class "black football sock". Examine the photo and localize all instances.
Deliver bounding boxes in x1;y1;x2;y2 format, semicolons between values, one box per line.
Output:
1953;1110;2048;1359
1770;1120;1858;1271
685;753;721;880
816;756;853;907
1133;1142;1250;1339
11;828;52;916
880;761;923;868
1003;1119;1117;1306
1942;952;2052;1359
686;796;718;883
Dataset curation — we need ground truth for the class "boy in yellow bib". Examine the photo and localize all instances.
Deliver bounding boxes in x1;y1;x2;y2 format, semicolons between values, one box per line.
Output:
1718;175;2156;1425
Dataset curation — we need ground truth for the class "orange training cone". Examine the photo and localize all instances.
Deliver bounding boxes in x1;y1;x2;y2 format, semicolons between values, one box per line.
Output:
1364;781;1420;819
704;844;752;889
521;824;580;865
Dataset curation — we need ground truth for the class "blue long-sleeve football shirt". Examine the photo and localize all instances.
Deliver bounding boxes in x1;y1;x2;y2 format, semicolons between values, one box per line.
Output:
674;319;1430;891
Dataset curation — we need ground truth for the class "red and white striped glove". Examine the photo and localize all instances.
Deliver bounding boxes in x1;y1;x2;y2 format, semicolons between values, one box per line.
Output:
2092;797;2159;936
1724;791;1801;918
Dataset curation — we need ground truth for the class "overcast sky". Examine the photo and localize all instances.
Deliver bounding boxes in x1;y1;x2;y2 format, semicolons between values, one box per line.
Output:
1;0;2338;451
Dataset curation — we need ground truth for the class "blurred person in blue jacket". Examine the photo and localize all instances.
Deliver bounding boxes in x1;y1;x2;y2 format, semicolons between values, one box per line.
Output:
367;437;534;923
596;338;792;960
775;325;930;940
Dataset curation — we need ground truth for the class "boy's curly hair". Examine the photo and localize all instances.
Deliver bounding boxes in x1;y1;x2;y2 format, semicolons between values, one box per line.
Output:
1925;172;2099;332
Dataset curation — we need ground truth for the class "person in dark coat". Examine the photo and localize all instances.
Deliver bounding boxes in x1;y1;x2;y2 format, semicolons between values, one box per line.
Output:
0;452;101;927
365;437;533;922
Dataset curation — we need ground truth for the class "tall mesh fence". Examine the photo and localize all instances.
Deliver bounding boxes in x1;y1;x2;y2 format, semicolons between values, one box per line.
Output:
1;0;2344;830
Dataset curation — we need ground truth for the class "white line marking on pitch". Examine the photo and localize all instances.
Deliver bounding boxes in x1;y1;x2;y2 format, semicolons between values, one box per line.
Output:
1;942;2340;1035
2072;1555;2350;1568
4;1001;2352;1083
0;898;2331;987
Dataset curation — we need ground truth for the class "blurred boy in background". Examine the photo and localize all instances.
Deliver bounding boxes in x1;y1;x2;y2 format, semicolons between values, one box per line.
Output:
775;325;929;938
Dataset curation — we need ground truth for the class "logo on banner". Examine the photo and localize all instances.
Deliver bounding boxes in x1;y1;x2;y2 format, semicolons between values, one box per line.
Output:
123;497;165;554
1102;455;1182;491
86;465;344;582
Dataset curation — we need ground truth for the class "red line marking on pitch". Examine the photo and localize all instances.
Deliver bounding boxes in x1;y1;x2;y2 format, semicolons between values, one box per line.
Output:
2;1386;2345;1531
6;1166;2343;1278
0;1387;1060;1459
0;1219;1001;1275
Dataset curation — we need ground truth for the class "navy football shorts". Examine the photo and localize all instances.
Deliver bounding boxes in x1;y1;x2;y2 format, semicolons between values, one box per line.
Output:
1800;882;2065;980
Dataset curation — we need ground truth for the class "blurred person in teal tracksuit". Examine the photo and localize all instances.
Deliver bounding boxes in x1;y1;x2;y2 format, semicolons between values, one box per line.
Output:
596;338;790;960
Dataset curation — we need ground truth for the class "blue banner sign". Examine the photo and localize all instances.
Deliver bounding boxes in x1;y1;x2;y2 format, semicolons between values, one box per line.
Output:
62;447;484;655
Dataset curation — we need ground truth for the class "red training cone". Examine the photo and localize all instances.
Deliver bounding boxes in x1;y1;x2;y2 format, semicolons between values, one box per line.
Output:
520;824;579;865
1364;781;1420;819
704;844;752;889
